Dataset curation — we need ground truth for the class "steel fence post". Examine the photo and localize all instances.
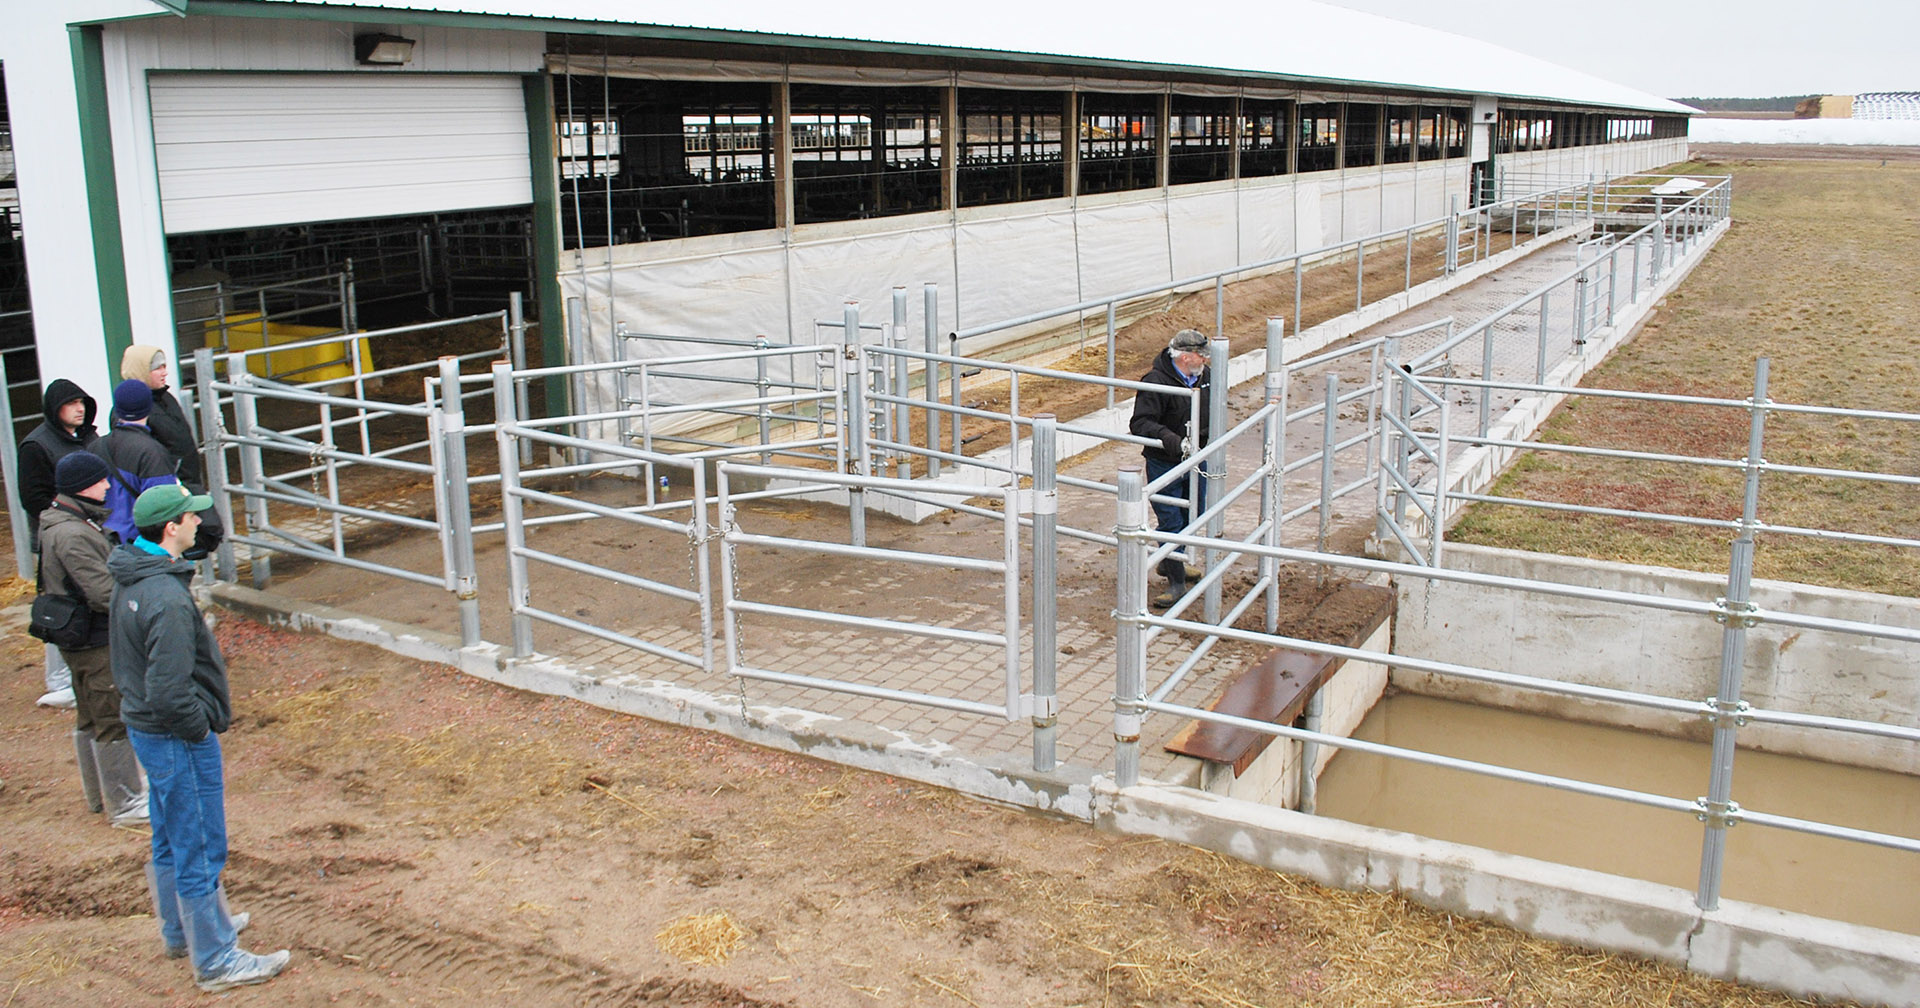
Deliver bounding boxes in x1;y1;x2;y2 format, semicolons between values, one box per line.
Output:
755;337;772;464
1298;687;1323;814
1114;466;1147;789
1606;244;1619;328
1318;373;1338;559
1105;302;1118;412
891;287;910;479
437;357;482;647
842;302;867;548
343;258;360;336
1536;291;1551;383
1696;357;1768;912
1444;195;1460;275
1403;225;1414;292
924;282;941;476
192;348;237;583
508;291;532;466
1264;318;1287;633
1205;334;1231;624
1354;239;1365;313
1293;258;1304;339
1214;276;1225;344
1031;414;1059;773
491;362;535;659
947;332;962;459
1478;320;1496;438
229;364;271;589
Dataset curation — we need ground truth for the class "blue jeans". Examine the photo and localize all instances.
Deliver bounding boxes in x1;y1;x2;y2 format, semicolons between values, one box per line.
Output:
127;728;229;902
1144;455;1209;541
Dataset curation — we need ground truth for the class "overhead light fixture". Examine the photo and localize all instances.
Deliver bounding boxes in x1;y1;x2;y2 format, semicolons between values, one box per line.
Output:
355;33;415;66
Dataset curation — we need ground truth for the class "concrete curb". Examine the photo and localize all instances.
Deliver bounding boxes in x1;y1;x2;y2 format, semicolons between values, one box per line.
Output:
1095;780;1920;1008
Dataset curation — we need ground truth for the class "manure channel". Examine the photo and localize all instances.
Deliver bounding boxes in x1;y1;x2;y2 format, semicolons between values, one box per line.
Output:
1313;694;1920;934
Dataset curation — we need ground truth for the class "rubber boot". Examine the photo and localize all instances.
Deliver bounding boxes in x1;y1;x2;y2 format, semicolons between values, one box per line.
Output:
179;889;287;992
164;882;249;960
146;861;188;960
92;739;150;826
74;730;104;814
1153;557;1188;609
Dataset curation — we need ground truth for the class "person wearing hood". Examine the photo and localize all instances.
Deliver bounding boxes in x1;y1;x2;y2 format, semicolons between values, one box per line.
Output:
1128;328;1215;609
110;484;288;993
117;344;202;491
17;378;98;708
38;452;147;825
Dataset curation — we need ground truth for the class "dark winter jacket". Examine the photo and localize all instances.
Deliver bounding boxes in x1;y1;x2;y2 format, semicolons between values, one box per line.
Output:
1128;349;1212;464
17;379;98;551
36;493;114;650
90;421;181;544
108;540;230;743
111;385;201;490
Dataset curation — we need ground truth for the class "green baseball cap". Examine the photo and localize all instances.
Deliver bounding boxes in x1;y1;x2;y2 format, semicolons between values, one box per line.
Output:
132;483;215;527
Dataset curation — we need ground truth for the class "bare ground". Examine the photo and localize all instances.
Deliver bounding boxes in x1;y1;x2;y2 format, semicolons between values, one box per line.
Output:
0;607;1843;1008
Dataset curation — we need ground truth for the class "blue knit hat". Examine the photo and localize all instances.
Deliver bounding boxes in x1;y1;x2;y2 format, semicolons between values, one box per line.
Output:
113;379;153;421
55;451;111;496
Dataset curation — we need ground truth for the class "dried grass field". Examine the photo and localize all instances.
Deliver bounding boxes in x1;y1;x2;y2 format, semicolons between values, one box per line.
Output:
1449;154;1920;595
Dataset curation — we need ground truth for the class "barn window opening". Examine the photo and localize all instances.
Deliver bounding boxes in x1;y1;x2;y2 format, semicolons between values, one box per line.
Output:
1167;95;1233;185
1384;104;1416;164
556;77;776;249
1298;102;1340;172
789;84;942;224
957;88;1066;206
1343;102;1380;168
1078;92;1159;194
1238;98;1293;178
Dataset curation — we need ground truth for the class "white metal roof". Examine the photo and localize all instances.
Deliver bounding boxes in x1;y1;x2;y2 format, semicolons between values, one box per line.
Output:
191;0;1695;115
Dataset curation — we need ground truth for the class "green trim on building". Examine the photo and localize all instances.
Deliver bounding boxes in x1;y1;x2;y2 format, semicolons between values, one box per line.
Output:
69;25;135;387
522;73;569;416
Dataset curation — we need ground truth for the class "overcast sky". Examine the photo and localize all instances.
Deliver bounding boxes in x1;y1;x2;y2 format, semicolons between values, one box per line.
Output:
1323;0;1918;98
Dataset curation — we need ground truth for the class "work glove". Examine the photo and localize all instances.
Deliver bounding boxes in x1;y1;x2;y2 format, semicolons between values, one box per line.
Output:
1161;433;1183;457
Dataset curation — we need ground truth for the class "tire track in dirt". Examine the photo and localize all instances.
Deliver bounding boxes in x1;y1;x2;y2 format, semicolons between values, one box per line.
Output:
221;852;792;1008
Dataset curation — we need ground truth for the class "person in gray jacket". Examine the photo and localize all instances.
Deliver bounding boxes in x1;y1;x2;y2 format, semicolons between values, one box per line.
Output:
37;452;147;824
111;484;288;993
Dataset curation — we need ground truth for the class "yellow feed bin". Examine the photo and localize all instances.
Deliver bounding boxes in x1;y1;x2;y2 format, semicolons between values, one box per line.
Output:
216;313;375;384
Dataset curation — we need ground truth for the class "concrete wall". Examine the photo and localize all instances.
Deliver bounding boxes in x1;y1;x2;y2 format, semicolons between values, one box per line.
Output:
1394;544;1920;775
1168;619;1391;808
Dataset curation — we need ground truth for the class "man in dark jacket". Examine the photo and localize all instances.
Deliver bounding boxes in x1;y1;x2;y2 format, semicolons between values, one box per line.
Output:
91;381;183;546
38;452;146;824
111;484;288;992
17;378;97;708
1128;328;1214;608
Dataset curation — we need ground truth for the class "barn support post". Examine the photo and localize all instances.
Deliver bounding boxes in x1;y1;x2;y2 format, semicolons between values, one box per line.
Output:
1030;413;1059;773
491;362;535;659
436;356;482;648
1114;465;1147;789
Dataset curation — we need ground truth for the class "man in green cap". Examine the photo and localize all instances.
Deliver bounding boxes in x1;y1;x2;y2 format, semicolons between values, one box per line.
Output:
109;484;288;993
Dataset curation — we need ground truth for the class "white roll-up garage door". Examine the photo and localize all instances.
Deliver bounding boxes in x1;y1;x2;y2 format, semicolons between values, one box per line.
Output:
150;72;532;235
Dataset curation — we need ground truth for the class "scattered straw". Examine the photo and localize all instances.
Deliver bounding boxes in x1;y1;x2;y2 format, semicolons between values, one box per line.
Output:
655;911;749;966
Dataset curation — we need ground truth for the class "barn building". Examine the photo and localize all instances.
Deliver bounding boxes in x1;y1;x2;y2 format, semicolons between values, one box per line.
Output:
0;0;1691;410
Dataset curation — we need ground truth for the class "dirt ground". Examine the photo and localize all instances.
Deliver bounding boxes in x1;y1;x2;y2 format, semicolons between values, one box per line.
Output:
1450;151;1920;596
0;607;1841;1008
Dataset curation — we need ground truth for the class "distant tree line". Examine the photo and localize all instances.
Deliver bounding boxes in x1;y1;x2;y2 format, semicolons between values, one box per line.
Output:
1672;96;1816;112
